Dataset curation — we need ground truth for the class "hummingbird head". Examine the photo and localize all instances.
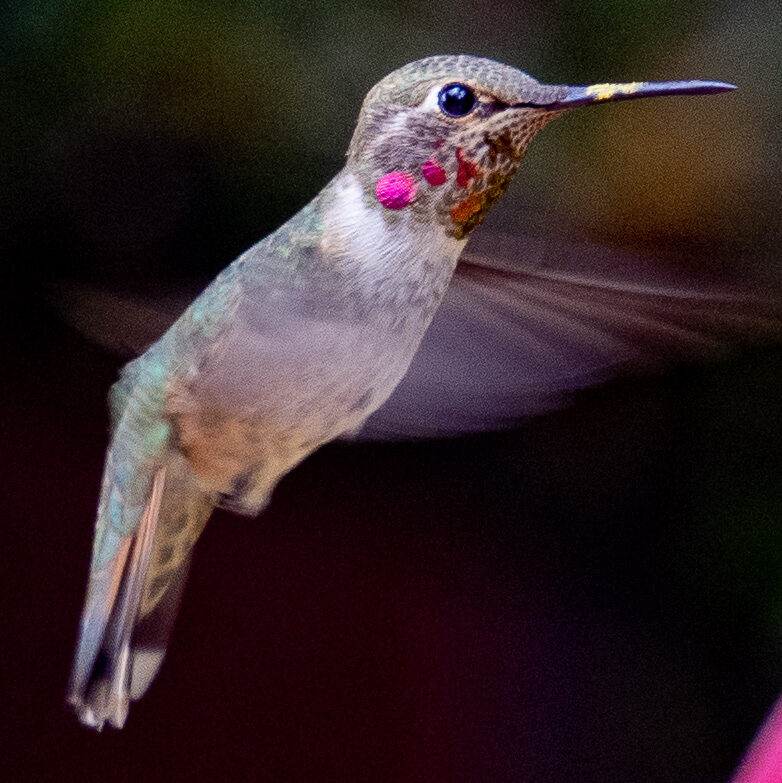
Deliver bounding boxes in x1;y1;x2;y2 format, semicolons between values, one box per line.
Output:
346;55;735;239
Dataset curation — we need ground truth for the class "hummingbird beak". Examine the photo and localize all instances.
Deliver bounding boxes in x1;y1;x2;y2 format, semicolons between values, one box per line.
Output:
535;79;737;110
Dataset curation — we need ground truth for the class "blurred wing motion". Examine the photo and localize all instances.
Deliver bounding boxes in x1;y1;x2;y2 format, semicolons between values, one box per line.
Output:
48;231;782;440
363;232;782;437
47;283;199;358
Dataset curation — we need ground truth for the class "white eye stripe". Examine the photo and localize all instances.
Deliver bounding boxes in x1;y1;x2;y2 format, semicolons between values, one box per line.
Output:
420;83;445;111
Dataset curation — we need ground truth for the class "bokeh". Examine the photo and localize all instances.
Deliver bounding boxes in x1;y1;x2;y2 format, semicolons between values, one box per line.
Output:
4;0;781;287
1;2;780;782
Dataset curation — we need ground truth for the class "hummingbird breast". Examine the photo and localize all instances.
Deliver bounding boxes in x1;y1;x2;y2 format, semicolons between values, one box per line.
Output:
162;171;466;514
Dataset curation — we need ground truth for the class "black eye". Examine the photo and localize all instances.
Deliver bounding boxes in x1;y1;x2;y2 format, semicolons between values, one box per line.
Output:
438;83;476;117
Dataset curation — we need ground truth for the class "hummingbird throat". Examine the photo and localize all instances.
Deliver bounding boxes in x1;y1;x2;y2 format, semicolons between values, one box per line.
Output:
366;112;554;240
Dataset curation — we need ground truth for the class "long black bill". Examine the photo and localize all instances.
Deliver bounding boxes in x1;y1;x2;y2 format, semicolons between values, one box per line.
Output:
540;79;737;109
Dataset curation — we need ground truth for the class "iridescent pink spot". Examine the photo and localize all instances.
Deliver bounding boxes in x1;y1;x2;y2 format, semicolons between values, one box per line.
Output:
422;158;447;186
375;171;418;210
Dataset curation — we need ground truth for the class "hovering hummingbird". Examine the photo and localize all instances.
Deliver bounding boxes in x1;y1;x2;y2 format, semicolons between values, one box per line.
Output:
68;54;749;729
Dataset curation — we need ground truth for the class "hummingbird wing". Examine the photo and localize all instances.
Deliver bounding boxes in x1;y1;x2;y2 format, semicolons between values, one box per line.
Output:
46;232;782;439
359;233;782;438
43;281;197;358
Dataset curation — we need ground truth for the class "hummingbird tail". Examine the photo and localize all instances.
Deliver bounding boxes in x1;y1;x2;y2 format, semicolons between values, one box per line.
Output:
67;454;215;730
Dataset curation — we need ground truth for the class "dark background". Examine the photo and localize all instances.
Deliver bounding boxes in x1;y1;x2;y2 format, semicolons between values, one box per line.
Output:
2;1;781;781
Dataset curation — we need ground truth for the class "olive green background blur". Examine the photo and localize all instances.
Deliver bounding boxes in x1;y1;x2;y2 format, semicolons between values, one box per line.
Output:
4;0;781;286
2;2;781;782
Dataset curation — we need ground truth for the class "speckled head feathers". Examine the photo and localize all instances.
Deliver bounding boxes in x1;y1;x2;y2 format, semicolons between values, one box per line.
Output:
347;55;566;238
346;54;736;239
359;54;562;110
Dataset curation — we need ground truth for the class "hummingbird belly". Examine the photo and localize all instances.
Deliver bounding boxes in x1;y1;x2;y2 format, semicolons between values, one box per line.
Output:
165;306;425;514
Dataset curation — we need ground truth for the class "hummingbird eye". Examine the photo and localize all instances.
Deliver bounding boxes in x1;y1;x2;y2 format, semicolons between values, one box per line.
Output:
438;83;476;117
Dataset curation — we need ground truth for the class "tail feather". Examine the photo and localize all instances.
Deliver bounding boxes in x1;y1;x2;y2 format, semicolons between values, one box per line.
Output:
129;454;216;702
68;454;215;729
128;552;193;700
68;468;166;729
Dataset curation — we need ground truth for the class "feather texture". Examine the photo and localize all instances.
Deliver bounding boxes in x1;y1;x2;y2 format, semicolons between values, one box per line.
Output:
67;357;218;729
362;234;782;437
47;231;782;440
67;467;166;729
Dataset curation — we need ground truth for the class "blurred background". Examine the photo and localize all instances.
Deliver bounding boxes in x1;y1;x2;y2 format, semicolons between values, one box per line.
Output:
1;1;781;781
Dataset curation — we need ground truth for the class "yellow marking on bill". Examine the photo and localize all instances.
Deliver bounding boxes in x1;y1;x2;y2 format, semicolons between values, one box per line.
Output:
585;82;645;101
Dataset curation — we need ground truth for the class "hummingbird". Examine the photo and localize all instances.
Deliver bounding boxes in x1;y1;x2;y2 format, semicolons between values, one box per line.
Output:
67;54;743;729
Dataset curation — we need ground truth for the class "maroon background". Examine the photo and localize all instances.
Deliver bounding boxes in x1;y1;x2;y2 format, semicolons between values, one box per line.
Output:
3;291;782;782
